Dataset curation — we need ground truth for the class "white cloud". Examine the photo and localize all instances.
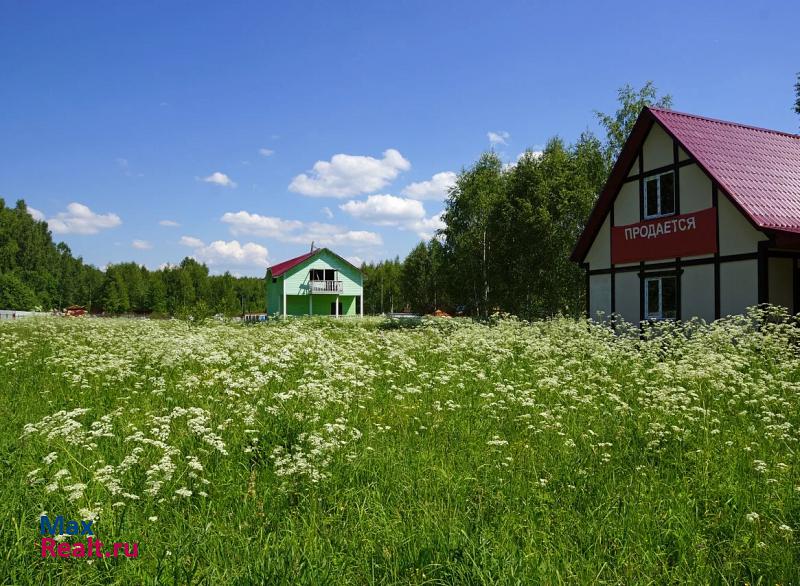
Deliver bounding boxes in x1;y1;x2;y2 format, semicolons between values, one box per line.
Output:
488;131;510;146
517;149;544;161
304;225;383;247
221;210;382;247
132;239;152;250
258;148;275;157
179;236;205;248
221;212;303;240
321;206;334;219
409;212;446;240
346;256;364;267
289;148;410;198
159;219;180;227
48;203;122;235
401;171;457;201
339;194;444;240
340;194;425;226
193;240;269;267
27;206;45;222
202;172;237;188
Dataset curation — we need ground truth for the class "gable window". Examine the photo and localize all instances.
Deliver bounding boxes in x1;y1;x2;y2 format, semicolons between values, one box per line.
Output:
644;171;675;219
310;269;324;281
324;269;335;281
644;275;677;320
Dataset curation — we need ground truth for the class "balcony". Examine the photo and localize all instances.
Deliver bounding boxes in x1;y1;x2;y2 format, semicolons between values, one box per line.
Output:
309;280;343;293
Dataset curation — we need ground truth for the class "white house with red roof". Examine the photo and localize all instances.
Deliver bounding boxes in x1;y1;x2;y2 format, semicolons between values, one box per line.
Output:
266;247;364;317
572;107;800;322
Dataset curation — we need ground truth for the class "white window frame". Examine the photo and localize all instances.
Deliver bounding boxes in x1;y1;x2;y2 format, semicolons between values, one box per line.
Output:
644;275;677;321
643;171;676;220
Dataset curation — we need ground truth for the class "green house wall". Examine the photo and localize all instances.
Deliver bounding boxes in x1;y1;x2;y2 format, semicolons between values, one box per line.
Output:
266;249;363;317
266;274;283;315
285;294;357;316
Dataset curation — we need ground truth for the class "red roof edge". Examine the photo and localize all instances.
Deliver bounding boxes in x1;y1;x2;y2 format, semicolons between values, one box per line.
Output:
267;250;317;277
645;107;788;237
267;247;363;278
570;108;655;263
648;106;800;140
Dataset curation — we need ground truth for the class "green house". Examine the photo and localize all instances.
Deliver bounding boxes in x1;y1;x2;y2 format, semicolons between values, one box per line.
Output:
266;248;364;317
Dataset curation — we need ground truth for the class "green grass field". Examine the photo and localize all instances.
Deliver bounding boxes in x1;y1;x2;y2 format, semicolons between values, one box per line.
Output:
1;311;799;584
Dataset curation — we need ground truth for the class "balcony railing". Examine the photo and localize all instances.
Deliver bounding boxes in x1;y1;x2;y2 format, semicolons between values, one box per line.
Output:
309;280;343;293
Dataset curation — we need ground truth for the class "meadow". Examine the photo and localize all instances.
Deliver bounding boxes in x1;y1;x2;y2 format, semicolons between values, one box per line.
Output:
1;310;799;584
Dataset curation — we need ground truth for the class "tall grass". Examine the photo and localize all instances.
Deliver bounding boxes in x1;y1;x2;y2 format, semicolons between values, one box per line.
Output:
1;309;799;584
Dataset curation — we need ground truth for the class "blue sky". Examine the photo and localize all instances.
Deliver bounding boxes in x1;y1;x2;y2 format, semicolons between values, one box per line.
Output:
1;1;798;276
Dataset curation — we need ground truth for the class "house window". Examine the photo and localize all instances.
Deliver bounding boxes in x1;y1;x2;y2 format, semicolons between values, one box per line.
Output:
310;269;324;281
644;275;677;320
644;171;675;219
272;277;277;283
324;269;335;281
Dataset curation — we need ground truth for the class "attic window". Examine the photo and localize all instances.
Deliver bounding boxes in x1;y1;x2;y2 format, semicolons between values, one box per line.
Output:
644;171;675;219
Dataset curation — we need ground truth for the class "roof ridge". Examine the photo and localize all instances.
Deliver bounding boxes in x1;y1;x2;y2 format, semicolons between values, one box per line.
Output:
268;249;316;268
648;106;800;140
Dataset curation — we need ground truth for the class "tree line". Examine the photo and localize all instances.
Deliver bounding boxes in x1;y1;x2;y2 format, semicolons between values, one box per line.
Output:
362;83;671;319
0;199;263;316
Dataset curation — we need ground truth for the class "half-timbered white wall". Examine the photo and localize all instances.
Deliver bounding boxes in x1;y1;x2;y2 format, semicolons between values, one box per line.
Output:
720;260;759;317
769;257;794;312
582;119;792;324
641;124;673;171
681;265;715;323
585;216;610;270
615;273;639;324
613;182;639;228
680;164;712;213
718;196;768;256
589;274;611;318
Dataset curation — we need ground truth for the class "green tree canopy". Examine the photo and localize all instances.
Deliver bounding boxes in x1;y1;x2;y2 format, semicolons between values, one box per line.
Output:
595;81;673;165
795;72;799;117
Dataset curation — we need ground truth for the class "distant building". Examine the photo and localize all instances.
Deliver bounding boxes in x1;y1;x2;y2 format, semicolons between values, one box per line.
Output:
572;107;800;322
266;248;363;317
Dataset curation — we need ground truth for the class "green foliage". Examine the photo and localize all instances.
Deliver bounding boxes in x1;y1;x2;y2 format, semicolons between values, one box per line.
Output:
176;299;215;325
0;272;39;310
361;257;406;313
795;72;800;116
437;135;605;319
3;311;800;583
400;240;449;314
441;153;506;318
595;81;673;165
0;198;266;315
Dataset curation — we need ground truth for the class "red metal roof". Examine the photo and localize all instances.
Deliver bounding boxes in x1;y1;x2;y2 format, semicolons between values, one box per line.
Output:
267;250;317;277
267;247;363;277
572;107;800;261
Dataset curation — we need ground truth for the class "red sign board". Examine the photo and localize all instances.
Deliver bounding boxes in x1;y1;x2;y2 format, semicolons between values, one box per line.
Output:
611;207;717;264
